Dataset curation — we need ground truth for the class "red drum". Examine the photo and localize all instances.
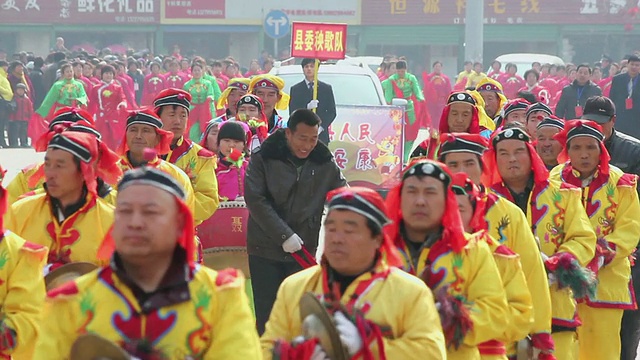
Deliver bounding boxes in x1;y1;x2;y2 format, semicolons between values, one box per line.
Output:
196;200;250;277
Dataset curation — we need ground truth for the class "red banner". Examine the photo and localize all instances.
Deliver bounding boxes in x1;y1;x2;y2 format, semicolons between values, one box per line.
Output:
164;0;225;19
290;22;348;60
0;0;158;24
362;0;640;25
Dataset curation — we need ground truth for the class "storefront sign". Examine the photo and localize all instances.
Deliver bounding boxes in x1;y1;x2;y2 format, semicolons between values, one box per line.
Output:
161;0;359;25
362;0;639;25
291;22;347;60
0;0;159;24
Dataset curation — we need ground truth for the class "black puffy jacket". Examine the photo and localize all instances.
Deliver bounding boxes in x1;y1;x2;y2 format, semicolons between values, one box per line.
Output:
245;129;347;262
606;130;640;176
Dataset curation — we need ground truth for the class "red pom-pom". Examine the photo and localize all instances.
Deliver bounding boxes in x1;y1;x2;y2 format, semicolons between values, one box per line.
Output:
177;93;185;100
143;147;157;162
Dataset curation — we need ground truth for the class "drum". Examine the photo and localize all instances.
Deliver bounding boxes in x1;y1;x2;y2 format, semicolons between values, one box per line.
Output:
196;200;250;277
70;333;130;360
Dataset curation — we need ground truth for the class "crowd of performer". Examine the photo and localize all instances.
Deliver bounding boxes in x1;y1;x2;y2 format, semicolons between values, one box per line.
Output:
0;49;638;360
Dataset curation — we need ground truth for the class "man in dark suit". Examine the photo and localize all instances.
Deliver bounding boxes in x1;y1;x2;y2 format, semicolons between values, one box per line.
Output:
288;58;337;144
609;55;640;140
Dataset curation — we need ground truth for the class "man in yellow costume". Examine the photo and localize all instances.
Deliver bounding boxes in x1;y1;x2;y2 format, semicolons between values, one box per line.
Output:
436;133;554;358
5;131;122;270
483;126;597;360
6;107;99;204
154;88;219;224
451;172;533;360
215;77;250;121
550;120;640;360
385;158;509;359
0;166;48;359
34;167;261;359
116;108;195;212
261;186;447;359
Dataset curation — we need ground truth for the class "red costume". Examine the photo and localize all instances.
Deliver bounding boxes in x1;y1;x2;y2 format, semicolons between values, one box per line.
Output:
422;71;452;127
518;84;552;105
116;75;138;109
141;73;165;107
498;73;525;99
164;72;186;89
88;81;127;150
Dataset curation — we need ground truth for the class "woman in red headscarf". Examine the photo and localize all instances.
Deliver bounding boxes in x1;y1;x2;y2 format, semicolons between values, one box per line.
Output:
550;120;640;360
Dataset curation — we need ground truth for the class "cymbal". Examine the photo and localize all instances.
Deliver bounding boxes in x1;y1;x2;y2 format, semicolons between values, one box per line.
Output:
299;292;349;360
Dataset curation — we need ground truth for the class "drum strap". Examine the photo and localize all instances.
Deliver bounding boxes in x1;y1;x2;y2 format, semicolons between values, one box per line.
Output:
291;247;317;269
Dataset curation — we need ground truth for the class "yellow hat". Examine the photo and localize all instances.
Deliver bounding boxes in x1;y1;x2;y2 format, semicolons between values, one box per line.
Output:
249;74;290;110
216;78;250;110
475;77;508;113
468;90;496;132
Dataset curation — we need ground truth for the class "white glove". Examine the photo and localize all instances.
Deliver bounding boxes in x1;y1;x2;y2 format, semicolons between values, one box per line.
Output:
311;345;330;360
282;234;303;253
548;272;556;286
307;99;320;110
334;311;363;356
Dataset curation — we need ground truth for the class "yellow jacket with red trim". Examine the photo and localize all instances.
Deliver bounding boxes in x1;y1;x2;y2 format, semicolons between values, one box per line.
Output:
397;233;509;360
33;266;260;359
484;193;552;336
490;179;597;328
550;164;640;309
5;192;114;267
261;261;447;360
477;232;533;345
165;137;219;224
5;162;42;205
0;231;47;359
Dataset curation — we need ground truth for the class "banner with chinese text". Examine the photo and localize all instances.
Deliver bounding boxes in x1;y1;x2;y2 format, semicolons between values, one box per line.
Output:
163;0;224;20
328;105;405;190
161;0;359;25
0;0;159;24
291;22;347;60
363;0;640;25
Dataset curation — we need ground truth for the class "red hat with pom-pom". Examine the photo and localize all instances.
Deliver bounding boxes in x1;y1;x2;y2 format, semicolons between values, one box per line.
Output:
153;88;192;113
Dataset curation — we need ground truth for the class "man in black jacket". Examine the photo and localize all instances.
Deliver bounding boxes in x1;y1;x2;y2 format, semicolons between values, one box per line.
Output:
582;95;640;360
555;64;602;120
288;58;337;145
245;109;346;334
610;55;640;140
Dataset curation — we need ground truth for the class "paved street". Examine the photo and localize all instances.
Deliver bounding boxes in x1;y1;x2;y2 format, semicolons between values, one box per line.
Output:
1;148;43;184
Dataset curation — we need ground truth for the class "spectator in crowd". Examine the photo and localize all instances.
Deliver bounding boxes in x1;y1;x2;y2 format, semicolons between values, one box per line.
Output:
7;83;32;148
29;57;45;109
555;64;602;120
289;58;337;145
127;59;144;105
610;55;640;139
0;60;14;148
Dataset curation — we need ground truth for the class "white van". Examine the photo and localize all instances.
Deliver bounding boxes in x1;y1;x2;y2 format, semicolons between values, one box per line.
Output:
491;53;565;77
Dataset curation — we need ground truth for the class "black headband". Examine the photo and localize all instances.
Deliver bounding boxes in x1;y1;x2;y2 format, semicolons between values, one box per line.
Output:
403;161;451;186
153;94;190;111
526;102;553;118
67;124;102;139
439;137;486;157
567;123;604;143
48;134;92;163
236;95;262;111
328;193;391;231
492;128;531;147
118;167;186;201
447;92;476;106
537;117;564;131
126;112;163;129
